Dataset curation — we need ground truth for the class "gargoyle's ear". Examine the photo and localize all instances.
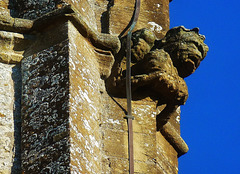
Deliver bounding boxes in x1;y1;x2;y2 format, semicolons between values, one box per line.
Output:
200;42;209;60
192;27;199;33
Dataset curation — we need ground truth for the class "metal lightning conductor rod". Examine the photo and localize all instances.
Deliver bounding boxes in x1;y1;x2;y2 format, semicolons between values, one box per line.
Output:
125;0;140;173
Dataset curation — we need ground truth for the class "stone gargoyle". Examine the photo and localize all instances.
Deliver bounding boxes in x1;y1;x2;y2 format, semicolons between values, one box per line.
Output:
106;26;209;128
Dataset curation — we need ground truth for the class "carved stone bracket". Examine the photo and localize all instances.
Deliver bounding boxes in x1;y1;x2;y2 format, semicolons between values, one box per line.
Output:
0;31;33;63
0;5;120;79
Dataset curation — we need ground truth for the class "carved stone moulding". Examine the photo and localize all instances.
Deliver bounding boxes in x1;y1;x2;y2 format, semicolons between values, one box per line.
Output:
0;5;120;79
6;0;171;39
0;31;32;63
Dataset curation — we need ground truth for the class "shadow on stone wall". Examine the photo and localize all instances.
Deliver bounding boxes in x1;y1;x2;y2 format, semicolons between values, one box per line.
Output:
8;0;18;17
101;0;114;34
11;64;22;174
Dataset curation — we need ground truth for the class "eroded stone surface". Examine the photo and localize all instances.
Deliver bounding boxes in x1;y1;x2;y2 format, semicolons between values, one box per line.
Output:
12;0;170;38
95;0;170;38
68;21;102;174
0;31;32;63
0;63;14;174
21;40;70;173
100;94;179;173
0;63;21;174
0;0;11;17
14;0;98;31
15;0;66;20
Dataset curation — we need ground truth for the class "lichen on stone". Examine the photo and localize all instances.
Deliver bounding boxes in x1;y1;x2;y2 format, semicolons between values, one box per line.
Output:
15;0;67;19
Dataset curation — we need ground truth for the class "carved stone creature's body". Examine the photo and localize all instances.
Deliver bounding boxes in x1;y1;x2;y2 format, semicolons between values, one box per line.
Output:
106;26;208;126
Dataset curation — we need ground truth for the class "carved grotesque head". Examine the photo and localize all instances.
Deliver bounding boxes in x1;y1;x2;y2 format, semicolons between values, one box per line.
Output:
157;26;209;78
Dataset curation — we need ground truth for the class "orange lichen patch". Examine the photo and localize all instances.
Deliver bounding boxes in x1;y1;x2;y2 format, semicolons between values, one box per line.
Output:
56;4;64;9
0;113;5;117
0;1;8;8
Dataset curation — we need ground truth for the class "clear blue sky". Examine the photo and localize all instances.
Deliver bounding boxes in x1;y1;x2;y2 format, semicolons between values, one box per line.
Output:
169;0;240;173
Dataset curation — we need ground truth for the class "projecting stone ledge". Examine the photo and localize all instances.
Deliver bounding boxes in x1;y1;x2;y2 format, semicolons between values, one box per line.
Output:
0;31;33;64
0;5;120;67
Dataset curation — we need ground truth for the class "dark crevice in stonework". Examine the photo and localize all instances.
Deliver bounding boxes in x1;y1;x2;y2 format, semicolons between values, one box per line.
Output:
8;0;18;17
11;64;22;174
101;0;114;34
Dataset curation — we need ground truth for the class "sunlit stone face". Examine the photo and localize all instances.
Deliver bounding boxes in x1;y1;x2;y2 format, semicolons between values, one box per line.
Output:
169;42;203;78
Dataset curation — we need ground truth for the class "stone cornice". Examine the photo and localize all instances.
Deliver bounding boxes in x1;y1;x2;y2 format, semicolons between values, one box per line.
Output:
0;5;120;64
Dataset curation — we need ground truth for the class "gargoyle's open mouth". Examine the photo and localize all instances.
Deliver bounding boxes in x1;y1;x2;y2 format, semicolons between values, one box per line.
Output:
188;54;201;68
178;52;202;78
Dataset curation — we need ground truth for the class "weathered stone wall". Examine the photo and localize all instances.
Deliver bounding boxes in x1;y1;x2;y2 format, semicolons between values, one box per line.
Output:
14;0;98;30
0;63;21;174
94;0;170;38
0;0;194;173
12;0;169;38
0;63;15;174
0;0;10;16
68;21;102;173
21;38;70;173
100;95;179;173
103;0;170;38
